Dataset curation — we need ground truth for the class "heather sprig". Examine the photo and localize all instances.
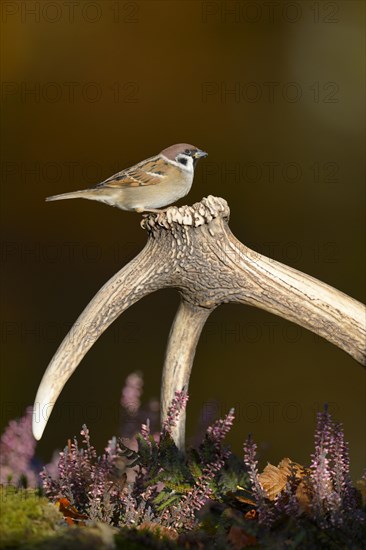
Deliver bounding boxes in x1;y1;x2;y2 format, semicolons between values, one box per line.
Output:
119;371;160;443
140;419;151;443
309;404;334;524
120;371;143;416
243;405;365;534
2;374;365;546
171;408;237;529
243;434;274;525
206;407;235;449
0;407;38;488
162;390;189;436
309;405;361;527
274;461;301;518
40;390;235;531
41;425;128;524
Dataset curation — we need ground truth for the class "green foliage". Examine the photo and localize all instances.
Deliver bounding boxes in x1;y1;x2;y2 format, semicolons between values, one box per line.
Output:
2;392;365;549
217;454;250;494
0;486;179;550
118;427;245;517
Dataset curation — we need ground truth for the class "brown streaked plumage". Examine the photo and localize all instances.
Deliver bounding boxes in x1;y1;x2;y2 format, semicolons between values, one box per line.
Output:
46;144;208;213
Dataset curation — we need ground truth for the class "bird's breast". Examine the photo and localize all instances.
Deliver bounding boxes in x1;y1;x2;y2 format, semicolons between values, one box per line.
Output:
118;171;193;210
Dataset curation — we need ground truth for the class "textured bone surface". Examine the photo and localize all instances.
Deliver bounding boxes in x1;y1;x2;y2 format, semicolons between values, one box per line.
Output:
33;196;366;445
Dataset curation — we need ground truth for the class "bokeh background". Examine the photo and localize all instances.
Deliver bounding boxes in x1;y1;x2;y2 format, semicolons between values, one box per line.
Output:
1;0;365;479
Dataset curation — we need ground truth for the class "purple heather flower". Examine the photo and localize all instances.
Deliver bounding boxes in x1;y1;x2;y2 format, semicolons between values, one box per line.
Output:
310;405;334;524
41;425;126;515
120;371;143;416
140;419;151;445
0;406;38;487
119;372;160;442
309;404;362;527
206;408;235;445
274;461;300;518
172;409;235;529
329;420;358;518
243;434;274;526
162;390;189;436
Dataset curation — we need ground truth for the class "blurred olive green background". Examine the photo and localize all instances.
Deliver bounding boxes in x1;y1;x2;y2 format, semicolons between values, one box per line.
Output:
1;1;365;478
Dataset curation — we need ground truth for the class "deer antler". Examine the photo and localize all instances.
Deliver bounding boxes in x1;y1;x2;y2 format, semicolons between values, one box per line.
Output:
33;196;366;446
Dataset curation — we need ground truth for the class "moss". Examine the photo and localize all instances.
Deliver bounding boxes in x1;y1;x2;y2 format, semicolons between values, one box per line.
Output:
0;486;64;548
0;486;174;550
28;526;115;550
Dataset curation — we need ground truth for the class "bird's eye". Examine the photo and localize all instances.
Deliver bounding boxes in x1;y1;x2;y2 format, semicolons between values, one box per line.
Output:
185;149;190;154
178;157;188;166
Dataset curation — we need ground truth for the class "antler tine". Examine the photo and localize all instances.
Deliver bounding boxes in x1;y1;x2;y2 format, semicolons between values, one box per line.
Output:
32;242;166;440
33;196;365;449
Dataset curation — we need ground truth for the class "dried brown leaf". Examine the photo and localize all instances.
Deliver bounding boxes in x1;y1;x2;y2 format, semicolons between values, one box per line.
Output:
295;480;311;513
258;463;288;500
258;458;309;502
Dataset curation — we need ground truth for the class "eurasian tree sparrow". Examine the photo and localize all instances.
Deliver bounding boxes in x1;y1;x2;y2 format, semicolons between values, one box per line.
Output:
46;144;208;212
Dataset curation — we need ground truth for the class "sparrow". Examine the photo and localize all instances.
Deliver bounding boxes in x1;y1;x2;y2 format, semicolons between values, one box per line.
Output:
46;144;208;213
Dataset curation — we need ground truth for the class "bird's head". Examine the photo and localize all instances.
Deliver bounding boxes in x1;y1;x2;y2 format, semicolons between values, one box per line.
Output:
161;143;208;171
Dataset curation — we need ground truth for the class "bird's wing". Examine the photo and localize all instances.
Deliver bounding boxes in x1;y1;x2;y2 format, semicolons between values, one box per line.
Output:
98;156;172;188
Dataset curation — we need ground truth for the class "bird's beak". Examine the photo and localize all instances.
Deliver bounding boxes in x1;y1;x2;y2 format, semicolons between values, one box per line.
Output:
193;149;208;159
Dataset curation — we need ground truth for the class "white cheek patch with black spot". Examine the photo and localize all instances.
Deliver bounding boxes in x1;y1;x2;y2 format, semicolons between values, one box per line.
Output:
176;154;194;172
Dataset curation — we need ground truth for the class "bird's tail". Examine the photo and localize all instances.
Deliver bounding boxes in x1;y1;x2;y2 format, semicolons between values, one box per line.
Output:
46;189;100;203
